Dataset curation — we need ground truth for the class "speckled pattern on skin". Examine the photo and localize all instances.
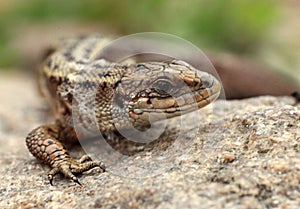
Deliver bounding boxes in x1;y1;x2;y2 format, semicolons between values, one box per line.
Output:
25;35;221;185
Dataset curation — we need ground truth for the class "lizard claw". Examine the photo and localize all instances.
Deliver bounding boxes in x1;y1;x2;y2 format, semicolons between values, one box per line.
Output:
72;177;82;186
48;174;54;186
99;161;106;172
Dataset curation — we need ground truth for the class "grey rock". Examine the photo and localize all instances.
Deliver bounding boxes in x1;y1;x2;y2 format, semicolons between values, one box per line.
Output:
0;72;299;209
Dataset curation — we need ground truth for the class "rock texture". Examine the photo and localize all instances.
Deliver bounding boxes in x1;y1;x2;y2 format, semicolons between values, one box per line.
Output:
0;72;299;209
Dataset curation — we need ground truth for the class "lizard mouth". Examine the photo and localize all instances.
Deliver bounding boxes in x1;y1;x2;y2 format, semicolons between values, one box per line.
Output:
131;76;221;118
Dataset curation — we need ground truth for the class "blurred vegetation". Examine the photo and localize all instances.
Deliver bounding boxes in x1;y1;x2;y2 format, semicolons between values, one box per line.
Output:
0;0;279;68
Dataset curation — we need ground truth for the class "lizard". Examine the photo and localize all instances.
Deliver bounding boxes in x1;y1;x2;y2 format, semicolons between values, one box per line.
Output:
25;35;221;185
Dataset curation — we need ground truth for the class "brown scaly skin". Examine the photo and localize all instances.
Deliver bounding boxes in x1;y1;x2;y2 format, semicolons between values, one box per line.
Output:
26;125;105;185
26;35;221;185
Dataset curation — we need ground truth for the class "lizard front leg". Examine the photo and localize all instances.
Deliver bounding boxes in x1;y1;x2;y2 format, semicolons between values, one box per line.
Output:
25;124;105;185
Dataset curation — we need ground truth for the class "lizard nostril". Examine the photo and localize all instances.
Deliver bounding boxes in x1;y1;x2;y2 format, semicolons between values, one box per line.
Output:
191;79;199;87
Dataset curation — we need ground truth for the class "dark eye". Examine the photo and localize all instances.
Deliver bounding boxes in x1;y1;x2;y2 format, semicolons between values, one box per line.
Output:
152;79;174;93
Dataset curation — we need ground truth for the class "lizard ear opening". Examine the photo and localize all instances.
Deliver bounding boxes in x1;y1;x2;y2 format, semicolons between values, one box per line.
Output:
114;92;125;109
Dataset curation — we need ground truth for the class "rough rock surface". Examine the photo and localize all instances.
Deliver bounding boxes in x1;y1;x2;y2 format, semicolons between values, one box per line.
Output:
0;72;299;209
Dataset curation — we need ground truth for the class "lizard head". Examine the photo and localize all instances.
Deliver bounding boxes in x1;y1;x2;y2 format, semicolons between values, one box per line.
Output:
113;60;221;127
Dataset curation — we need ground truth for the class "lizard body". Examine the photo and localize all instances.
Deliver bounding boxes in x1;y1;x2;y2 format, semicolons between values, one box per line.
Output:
26;35;221;185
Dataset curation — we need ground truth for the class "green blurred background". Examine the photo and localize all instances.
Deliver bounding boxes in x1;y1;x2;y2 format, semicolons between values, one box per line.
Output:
0;0;299;80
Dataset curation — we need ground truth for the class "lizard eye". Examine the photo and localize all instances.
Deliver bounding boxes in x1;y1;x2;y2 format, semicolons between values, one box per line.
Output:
152;79;175;94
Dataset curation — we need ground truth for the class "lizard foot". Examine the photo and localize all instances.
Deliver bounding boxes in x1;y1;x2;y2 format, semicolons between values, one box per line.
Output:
48;157;106;186
26;125;105;186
